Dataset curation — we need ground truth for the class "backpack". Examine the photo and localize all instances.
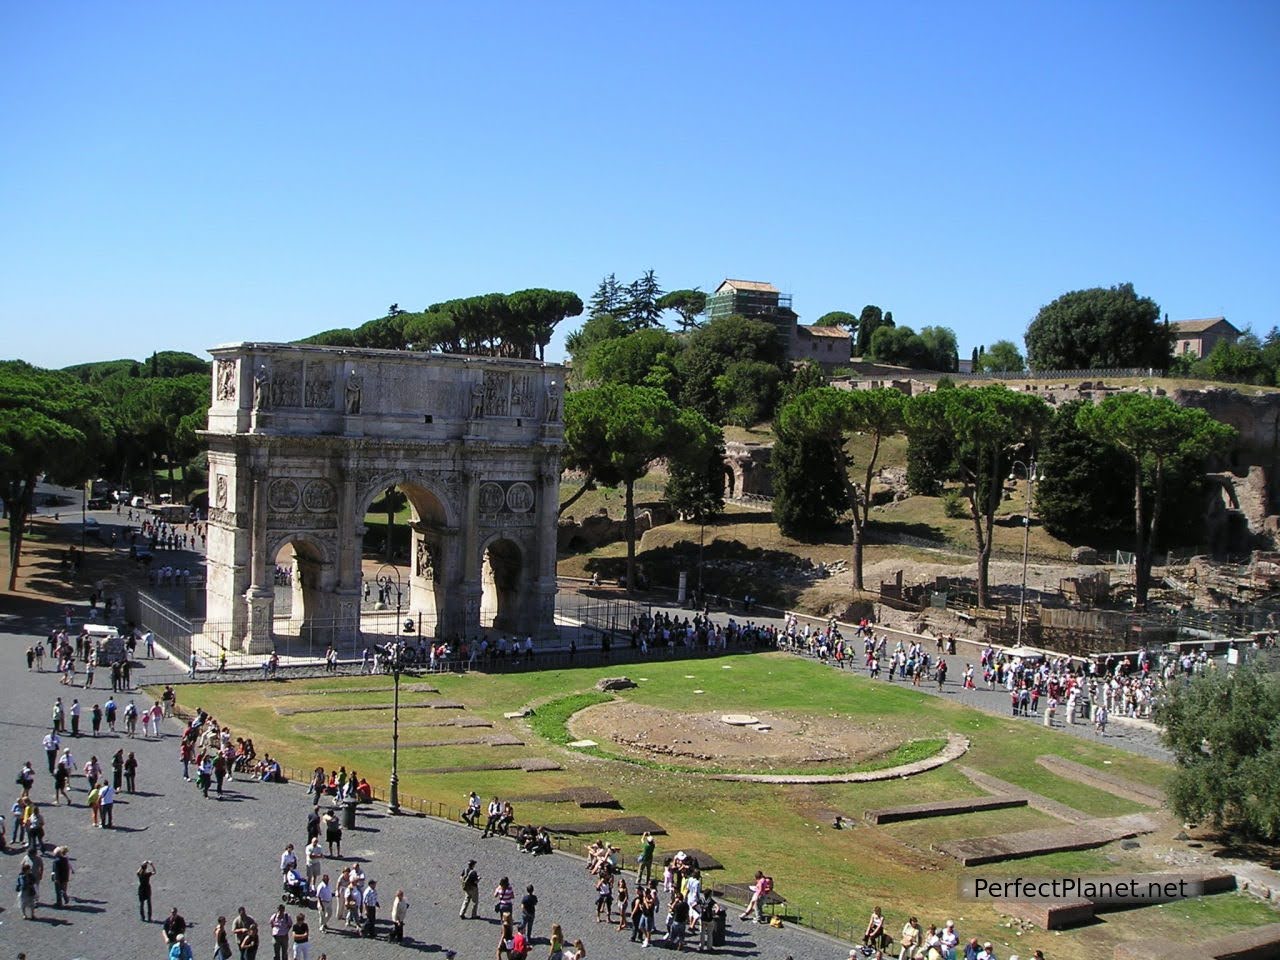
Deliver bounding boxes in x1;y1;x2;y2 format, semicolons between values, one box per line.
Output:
758;876;774;894
510;932;527;958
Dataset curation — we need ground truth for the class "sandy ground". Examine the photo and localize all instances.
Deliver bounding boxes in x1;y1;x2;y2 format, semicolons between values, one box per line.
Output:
568;699;910;770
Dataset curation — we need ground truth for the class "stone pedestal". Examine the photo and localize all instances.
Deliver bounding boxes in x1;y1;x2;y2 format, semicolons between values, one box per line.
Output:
243;588;275;654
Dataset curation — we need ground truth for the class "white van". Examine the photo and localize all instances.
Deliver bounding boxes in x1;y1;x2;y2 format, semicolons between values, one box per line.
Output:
130;495;147;509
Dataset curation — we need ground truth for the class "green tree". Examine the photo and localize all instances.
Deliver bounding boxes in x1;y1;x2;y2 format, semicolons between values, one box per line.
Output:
1078;393;1234;606
1203;333;1268;385
588;273;626;319
1157;665;1280;840
564;383;714;593
975;339;1025;374
814;311;857;330
777;387;905;589
0;362;110;590
780;361;826;407
918;326;959;372
564;313;627;369
906;386;1050;606
657;289;707;332
624;270;665;330
1025;283;1171;371
869;325;926;367
1036;400;1133;547
506;288;584;360
677;315;785;424
855;305;889;356
770;429;847;536
664;427;725;524
714;360;783;427
577;329;681;394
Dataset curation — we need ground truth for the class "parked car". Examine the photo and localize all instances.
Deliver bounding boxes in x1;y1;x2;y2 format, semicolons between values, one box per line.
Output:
130;495;147;509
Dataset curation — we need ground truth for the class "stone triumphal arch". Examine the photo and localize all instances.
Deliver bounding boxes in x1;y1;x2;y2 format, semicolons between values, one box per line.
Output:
202;342;564;653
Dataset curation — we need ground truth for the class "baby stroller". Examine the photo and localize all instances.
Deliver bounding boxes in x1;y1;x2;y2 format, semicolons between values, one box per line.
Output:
282;870;313;906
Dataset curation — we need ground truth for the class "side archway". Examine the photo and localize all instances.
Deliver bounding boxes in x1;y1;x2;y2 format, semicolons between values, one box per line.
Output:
481;536;524;633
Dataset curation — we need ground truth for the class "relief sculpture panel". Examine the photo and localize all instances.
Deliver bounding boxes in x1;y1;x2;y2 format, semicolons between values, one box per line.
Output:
482;370;510;417
271;360;302;408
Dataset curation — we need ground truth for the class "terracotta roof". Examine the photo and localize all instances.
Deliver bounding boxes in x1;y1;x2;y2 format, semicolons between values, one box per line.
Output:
1171;317;1234;334
716;279;779;294
798;324;851;338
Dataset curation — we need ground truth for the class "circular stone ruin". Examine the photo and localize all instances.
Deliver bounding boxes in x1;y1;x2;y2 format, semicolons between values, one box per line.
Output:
567;701;925;772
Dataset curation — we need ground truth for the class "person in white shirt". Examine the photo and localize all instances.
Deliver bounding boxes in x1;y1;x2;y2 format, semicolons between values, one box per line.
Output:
281;843;298;876
362;880;380;939
315;874;333;931
305;839;324;886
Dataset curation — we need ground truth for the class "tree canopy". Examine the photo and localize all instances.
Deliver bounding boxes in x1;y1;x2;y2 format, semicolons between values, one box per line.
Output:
775;387;905;588
906;385;1049;606
1078;393;1234;606
563;383;717;593
1024;283;1171;371
299;290;582;360
975;339;1025;374
656;289;707;332
1;361;112;589
869;323;959;371
1157;665;1280;841
676;315;786;425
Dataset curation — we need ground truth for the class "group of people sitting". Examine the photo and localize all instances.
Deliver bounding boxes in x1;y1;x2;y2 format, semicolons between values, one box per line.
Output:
858;908;1045;960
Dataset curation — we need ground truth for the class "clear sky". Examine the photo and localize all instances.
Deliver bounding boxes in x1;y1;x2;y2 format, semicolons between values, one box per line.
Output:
2;2;1277;369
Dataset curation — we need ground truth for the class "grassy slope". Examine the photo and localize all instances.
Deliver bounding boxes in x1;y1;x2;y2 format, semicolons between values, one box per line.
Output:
157;654;1275;959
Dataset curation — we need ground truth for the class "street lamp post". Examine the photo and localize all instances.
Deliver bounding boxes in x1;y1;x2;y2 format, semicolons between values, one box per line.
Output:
377;563;404;815
1008;458;1044;647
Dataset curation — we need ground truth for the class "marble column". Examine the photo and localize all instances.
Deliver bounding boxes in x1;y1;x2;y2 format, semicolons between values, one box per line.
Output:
243;464;274;654
459;466;483;638
534;456;560;636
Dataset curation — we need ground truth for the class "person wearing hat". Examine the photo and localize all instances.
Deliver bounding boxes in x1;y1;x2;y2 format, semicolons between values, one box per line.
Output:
976;943;998;960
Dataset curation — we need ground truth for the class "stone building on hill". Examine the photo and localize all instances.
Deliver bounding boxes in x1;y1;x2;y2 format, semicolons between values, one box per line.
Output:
1171;317;1240;359
705;278;851;369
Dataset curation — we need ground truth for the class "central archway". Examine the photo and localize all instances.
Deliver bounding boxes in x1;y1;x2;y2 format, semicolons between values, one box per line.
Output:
268;535;333;650
481;537;524;632
357;479;454;638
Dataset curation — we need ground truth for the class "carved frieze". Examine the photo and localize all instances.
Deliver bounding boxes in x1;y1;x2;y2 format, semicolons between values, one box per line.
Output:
271;360;302;408
505;481;534;513
482;370;510;417
478;482;506;514
302;479;337;512
214;474;229;509
304;362;334;408
415;539;436;580
216;360;237;401
267;511;337;530
268;479;301;512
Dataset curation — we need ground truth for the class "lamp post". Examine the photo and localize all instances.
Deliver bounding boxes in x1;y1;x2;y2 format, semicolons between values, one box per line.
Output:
1008;458;1044;647
376;563;404;815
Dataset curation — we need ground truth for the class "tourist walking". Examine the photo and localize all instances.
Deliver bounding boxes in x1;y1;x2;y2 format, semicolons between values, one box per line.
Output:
124;751;138;792
137;861;156;920
460;859;481;918
390;889;408;942
51;846;73;907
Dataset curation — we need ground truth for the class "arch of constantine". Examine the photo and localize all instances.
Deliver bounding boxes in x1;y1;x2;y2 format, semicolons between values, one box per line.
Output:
201;342;564;653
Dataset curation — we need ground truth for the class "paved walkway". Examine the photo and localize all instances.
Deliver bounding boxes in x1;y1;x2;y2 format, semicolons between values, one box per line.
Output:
0;605;845;960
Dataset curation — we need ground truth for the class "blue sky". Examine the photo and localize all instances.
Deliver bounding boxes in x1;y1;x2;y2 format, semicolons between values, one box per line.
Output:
2;2;1277;369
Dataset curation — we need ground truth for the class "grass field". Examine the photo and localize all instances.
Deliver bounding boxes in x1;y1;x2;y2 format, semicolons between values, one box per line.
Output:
157;653;1277;958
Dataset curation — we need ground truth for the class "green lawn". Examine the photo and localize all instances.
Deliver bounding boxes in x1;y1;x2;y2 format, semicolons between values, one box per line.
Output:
162;654;1276;959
